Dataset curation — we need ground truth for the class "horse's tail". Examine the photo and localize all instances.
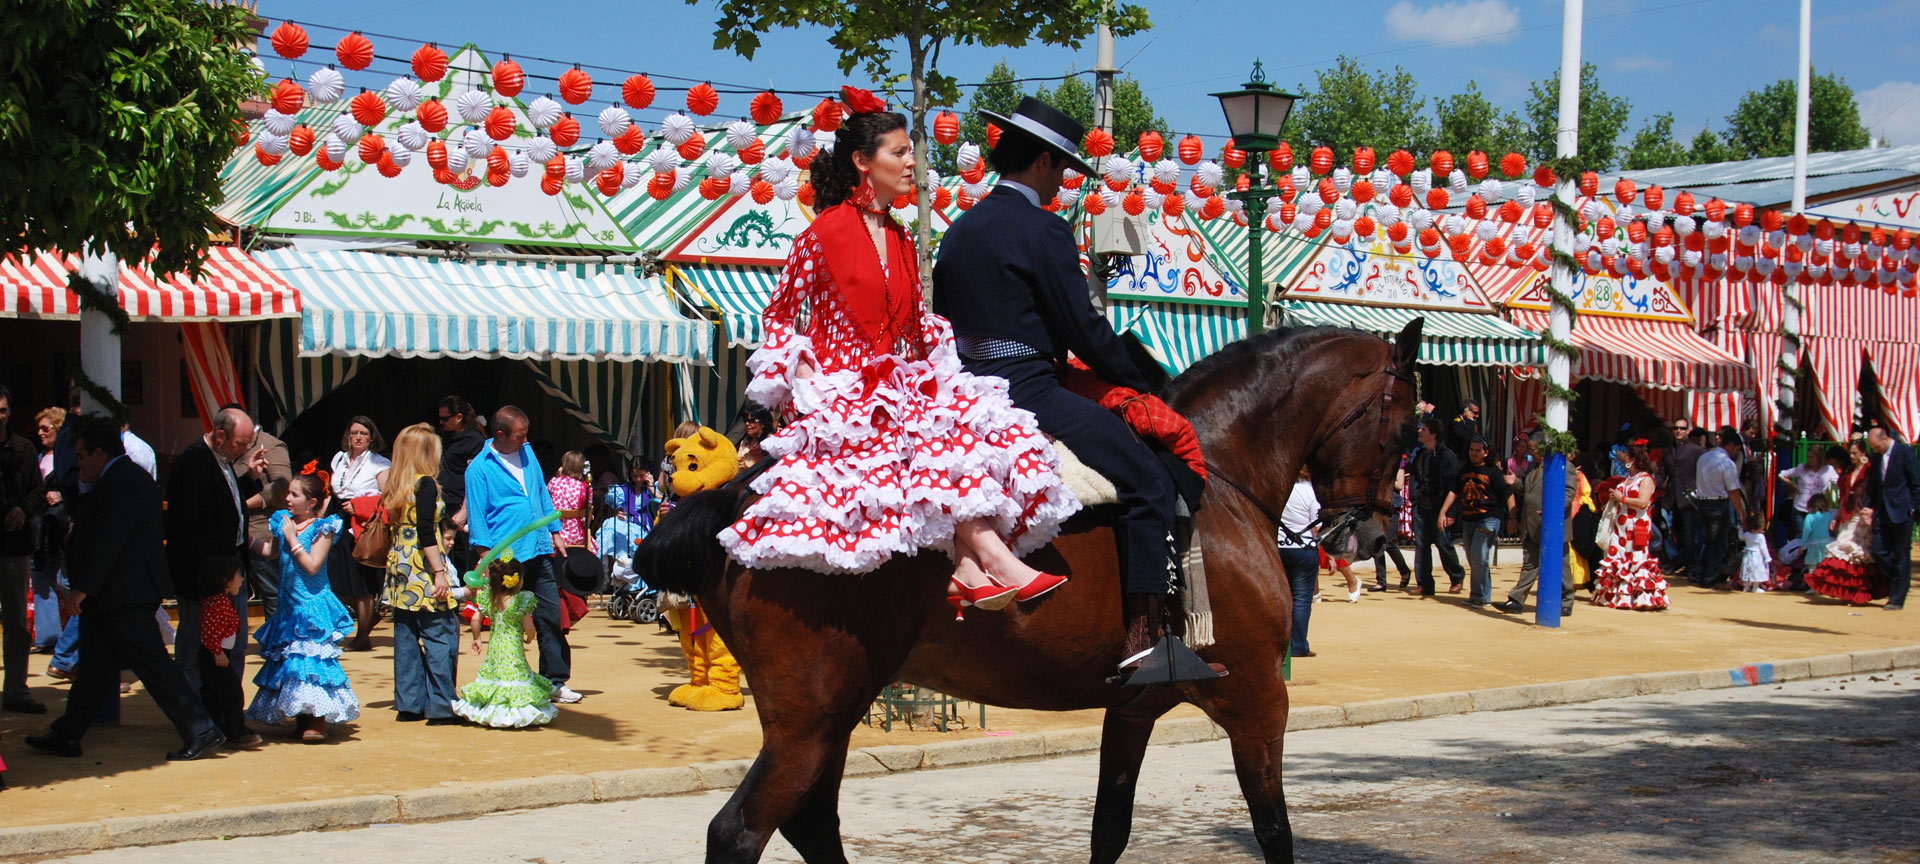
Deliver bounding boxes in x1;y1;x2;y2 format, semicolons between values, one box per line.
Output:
635;460;769;596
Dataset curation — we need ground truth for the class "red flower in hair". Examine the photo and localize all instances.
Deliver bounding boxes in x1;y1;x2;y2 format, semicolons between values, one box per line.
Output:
839;86;888;115
1631;438;1649;447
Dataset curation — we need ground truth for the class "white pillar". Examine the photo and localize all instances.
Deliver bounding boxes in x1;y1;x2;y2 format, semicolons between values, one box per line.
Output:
76;250;122;414
1547;0;1582;437
1778;0;1810;435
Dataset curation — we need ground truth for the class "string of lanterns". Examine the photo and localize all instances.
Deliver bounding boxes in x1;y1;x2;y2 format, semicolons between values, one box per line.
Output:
248;22;1918;296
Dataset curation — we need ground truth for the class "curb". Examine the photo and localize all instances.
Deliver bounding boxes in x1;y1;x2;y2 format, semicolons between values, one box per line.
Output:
7;644;1918;859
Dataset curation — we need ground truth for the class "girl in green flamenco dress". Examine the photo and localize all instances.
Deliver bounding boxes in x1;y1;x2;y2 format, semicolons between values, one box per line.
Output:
452;556;558;727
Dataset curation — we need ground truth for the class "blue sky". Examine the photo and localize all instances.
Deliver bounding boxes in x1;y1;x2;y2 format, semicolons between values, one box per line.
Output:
255;0;1920;150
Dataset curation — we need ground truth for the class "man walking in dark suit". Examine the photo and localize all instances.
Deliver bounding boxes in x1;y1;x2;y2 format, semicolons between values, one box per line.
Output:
164;406;260;689
26;416;223;760
1865;422;1918;611
933;97;1214;685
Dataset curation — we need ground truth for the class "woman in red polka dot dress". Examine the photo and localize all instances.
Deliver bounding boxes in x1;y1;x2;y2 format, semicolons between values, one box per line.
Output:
1591;440;1670;610
717;88;1078;616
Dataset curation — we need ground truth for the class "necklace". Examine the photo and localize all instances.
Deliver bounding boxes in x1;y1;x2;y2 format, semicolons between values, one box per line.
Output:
858;208;908;354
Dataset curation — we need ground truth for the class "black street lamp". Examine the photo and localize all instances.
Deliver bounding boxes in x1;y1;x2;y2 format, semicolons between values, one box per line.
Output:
1211;60;1301;334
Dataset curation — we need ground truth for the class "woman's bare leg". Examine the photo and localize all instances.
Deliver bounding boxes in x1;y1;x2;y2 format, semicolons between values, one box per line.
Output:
956;518;1044;589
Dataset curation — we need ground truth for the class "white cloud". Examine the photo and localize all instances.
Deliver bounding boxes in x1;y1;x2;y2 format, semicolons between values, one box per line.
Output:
1608;55;1673;74
1383;0;1521;46
1858;80;1920;146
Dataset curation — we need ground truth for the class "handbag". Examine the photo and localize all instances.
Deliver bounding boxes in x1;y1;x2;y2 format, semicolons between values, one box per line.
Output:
1595;501;1619;548
352;507;392;568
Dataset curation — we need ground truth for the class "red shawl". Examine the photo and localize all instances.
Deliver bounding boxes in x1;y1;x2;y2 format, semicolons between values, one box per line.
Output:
810;202;920;355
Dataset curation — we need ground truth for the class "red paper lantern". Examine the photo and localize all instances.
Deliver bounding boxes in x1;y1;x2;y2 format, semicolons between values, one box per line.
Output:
1177;134;1204;165
1354;215;1376;238
415;100;448;133
1149;177;1175;196
433;168;456;185
614;125;646;155
1579;171;1598;198
1389;183;1414;208
350;91;387;127
1350;179;1374;204
1309;146;1333;175
1083;127;1113;158
933;187;953;209
357;133;386;164
956;192;974;211
316;149;342;171
1533;202;1554;229
485;106;515;141
288;125;315;157
412;44;447;82
271;79;305;116
1596;216;1615;237
736;138;765;165
1499;152;1526;178
686;81;719;116
1222;145;1246;169
1671;190;1695;217
1081;190;1105;215
622;75;656;109
648;172;675;200
335;32;373;71
1498;199;1522;224
747;179;774;205
927;111;958;146
1122;190;1146;216
1643;185;1664;211
426;140;448;171
1705;198;1726;222
1138;130;1164;162
1352;146;1376;175
549;114;580;147
1388;221;1409;243
377;153;402;178
1430;150;1454;176
270;22;308;59
492;59;525;98
1313;207;1334;231
542;175;563;196
558;68;594;104
812;99;843;132
1271;141;1293;172
749;91;783;125
676;130;707;161
1426;188;1449;210
487;146;509;176
255;144;282;166
1386;149;1414;177
1318;178;1339;205
1534;164;1556;188
986;122;1002;147
1279;202;1297;225
1064;172;1084;190
597;166;624;197
1465;150;1489;180
543;155;566;181
1464;194;1487;219
892;193;913;211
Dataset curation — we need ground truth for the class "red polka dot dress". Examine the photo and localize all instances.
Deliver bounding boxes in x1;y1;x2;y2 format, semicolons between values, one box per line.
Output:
717;204;1080;574
1590;472;1670;610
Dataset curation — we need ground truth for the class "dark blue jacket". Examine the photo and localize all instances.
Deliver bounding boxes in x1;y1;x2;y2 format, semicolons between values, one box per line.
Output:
931;186;1149;393
1869;441;1920;524
68;456;172;611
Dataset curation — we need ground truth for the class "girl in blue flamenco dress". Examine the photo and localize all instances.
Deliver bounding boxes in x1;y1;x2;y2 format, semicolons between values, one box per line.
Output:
248;473;361;741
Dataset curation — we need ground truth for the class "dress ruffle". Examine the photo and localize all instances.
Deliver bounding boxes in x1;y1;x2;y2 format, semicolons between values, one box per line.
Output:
1805;513;1886;604
249;510;360;725
1591;489;1669;610
248;680;361;725
721;315;1078;575
453;673;558;727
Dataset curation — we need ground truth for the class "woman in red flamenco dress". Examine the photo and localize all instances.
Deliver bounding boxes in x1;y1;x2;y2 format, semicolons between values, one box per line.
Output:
1805;440;1887;604
1591;440;1670;610
716;88;1078;617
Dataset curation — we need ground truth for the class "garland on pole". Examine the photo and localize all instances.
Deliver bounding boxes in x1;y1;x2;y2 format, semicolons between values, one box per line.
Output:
1529;156;1583;420
66;269;129;335
70;367;131;427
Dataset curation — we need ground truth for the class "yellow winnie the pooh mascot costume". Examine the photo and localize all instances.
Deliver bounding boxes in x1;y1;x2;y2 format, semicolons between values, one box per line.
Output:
661;427;745;711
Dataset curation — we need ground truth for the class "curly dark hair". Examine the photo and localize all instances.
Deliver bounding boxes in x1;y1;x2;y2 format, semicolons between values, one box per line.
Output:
1623;441;1652;473
812;110;908;210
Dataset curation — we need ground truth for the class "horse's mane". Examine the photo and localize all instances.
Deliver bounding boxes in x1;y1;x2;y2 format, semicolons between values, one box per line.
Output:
1166;325;1357;402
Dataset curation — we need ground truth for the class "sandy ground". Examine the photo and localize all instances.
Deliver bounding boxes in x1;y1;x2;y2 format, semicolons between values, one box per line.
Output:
1;555;1912;828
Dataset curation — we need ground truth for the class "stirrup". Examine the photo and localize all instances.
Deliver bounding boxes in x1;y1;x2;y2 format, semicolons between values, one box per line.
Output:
1111;634;1225;687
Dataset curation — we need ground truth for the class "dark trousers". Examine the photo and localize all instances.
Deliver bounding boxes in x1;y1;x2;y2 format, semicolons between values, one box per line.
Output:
1669;505;1700;576
524;555;572;685
1694;499;1735;586
194;647;247;737
1507;534;1573;612
1280;546;1318;656
0;556;29;699
52;604;215;745
1873;517;1913;607
1372;543;1411;587
175;585;249;690
968;355;1176;594
391;609;459;718
1412;506;1464;593
245;542;279;617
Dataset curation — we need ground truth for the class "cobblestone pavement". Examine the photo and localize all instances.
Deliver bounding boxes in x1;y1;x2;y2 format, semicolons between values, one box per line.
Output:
32;673;1919;864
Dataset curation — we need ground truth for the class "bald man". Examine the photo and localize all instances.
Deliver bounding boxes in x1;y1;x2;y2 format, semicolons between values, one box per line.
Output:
164;406;264;744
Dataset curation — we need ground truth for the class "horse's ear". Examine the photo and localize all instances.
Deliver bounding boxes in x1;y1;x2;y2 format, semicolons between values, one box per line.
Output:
1393;317;1423;370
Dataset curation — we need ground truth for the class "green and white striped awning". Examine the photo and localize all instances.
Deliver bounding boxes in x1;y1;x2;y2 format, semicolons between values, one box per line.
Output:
1107;299;1246;375
1276;301;1542;367
668;264;779;348
253;249;711;364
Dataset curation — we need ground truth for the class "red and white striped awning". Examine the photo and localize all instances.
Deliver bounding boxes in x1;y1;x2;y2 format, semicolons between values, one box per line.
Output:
1510;309;1752;393
1;247;300;321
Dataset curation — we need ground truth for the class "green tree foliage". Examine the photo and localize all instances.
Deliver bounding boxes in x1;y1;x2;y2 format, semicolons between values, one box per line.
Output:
1623;112;1689;170
1286;56;1433;157
1688;127;1736;165
1722;69;1872;159
1523;62;1632;171
1432;81;1529;160
0;0;260;276
695;0;1149;281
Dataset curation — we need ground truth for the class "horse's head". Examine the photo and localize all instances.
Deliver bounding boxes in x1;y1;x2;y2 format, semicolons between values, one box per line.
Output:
1305;319;1422;560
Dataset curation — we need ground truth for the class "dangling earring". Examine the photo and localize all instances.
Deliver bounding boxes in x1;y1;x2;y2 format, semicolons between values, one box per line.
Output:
852;168;876;210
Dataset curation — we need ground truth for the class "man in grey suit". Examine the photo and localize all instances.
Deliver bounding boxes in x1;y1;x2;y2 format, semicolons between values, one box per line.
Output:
25;416;224;760
1495;431;1579;616
1865;422;1919;611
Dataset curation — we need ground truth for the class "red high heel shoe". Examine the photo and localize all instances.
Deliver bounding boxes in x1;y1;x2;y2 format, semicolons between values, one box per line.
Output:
1012;572;1070;602
946;580;1019;620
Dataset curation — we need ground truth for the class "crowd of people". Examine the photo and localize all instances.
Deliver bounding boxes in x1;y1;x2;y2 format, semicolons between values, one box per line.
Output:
0;385;743;776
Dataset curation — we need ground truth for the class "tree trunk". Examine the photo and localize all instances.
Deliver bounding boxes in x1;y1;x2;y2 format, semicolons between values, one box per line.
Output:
909;41;934;297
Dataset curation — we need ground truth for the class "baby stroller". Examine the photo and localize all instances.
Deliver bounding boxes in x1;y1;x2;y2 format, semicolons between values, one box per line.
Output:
605;566;660;624
596;484;659;624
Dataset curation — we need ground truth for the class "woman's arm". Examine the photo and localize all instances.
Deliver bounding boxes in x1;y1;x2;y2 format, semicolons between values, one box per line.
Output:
1622;475;1656;510
284;525;332;575
469;600;484;654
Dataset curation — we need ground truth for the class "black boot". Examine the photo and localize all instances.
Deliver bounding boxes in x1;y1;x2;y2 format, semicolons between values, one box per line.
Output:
1114;593;1225;686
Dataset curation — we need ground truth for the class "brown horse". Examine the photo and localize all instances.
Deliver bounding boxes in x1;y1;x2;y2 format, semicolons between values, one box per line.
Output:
639;320;1423;863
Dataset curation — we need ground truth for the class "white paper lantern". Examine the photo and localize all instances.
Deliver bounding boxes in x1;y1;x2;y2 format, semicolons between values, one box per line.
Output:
661;113;696;145
1409;168;1432;193
1195;160;1223;189
598;105;633;137
388;146;413;168
330;113;364;144
305;67;345;103
1333;197;1357;221
445;143;468;173
526;136;558;165
1153;159;1180;185
772;175;800;200
786;126;816;160
396;121;429;152
462;129;491;160
725;120;757;150
527;96;563;130
622;164;645;189
256;131;289;156
1332;167;1352;193
588;141;620;174
645;147;678;173
324;132;349;162
564;155;584;182
386;78;425;113
1291;165;1310;189
262;109;296;137
507;149;528;177
454;89;492;123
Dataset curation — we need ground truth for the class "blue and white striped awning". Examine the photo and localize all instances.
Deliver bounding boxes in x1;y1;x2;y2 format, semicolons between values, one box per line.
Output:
254;249;711;364
1107;299;1246;375
668;264;778;348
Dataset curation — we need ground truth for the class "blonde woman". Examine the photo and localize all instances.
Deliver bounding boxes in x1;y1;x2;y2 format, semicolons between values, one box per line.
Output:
380;424;458;724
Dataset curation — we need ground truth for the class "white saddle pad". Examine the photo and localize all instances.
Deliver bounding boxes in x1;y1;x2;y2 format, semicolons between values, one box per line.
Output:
1051;438;1118;507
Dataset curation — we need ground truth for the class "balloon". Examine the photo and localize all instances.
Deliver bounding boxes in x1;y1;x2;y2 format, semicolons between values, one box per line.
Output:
462;511;563;588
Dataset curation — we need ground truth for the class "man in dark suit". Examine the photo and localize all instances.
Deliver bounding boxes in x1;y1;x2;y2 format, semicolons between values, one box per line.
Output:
933;97;1213;685
1865;421;1918;611
165;406;260;689
26;416;223;759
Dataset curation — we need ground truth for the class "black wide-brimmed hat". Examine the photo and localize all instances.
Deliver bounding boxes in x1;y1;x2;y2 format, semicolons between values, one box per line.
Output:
561;546;605;597
980;96;1095;177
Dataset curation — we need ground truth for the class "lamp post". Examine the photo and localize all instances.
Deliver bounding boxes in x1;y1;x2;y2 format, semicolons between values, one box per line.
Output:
1212;61;1300;335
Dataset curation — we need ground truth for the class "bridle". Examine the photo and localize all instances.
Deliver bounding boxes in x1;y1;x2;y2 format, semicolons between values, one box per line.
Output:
1206;363;1414;547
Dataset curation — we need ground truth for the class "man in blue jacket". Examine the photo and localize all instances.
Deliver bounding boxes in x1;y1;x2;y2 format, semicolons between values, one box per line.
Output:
1865;421;1918;611
465;405;578;701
